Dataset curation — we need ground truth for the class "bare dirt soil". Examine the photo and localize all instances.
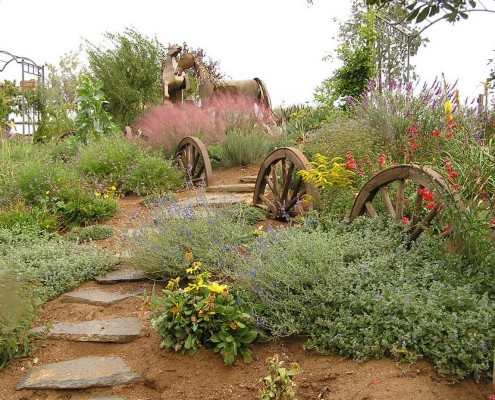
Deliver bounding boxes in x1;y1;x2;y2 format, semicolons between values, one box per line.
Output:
1;165;494;400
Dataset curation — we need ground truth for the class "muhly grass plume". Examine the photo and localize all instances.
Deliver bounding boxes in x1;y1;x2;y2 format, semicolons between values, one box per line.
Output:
132;94;275;151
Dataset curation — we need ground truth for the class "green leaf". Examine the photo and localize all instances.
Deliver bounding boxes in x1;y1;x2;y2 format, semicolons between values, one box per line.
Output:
416;7;431;23
240;330;258;344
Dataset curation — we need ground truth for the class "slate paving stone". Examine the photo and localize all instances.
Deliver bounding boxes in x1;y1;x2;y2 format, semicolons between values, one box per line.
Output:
60;288;144;306
206;183;255;193
95;269;147;284
239;175;257;183
17;356;142;390
30;317;143;343
175;193;252;208
85;397;126;400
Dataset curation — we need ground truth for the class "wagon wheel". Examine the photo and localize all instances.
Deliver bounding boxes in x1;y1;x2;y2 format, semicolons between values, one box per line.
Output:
175;136;213;188
349;164;465;241
253;147;317;219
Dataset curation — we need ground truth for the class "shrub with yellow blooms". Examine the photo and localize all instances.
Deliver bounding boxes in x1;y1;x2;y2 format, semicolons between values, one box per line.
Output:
150;256;262;365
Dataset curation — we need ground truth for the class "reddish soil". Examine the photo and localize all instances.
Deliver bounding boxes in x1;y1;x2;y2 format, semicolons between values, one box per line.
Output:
1;165;494;400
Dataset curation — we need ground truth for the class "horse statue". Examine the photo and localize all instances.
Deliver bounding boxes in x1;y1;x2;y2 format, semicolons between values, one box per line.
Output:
176;52;274;118
162;44;191;104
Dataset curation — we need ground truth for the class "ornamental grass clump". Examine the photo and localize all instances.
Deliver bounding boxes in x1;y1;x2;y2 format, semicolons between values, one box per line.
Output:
150;260;261;365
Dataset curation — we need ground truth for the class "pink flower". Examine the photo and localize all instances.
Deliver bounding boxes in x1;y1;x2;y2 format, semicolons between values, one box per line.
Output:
402;216;410;225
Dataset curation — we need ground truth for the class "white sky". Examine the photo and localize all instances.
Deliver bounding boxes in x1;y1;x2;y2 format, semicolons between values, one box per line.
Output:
0;0;493;107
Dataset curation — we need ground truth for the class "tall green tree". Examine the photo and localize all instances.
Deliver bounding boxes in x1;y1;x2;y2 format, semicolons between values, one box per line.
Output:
85;27;166;127
34;48;86;141
315;2;377;110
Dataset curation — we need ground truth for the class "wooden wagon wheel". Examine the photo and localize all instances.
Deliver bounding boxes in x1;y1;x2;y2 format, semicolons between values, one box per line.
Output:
349;164;465;241
253;147;317;219
175;136;214;187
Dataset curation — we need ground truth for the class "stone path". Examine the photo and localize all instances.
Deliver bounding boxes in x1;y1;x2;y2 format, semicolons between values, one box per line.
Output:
16;264;149;398
15;176;261;398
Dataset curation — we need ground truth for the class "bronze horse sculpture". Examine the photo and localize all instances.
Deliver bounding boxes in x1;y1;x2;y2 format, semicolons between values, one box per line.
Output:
176;52;273;118
162;44;191;104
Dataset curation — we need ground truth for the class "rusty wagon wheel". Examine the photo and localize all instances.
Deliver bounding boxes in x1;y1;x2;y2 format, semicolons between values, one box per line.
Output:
253;147;317;219
175;136;214;187
349;164;465;241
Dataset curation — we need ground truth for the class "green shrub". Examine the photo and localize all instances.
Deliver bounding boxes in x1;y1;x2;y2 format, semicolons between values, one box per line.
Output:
57;190;118;227
64;225;115;243
150;263;260;365
219;204;267;225
0;203;58;231
232;218;495;379
219;129;277;167
126;198;255;278
124;151;183;195
302;117;375;162
0;228;116;368
0;267;40;369
77;134;143;190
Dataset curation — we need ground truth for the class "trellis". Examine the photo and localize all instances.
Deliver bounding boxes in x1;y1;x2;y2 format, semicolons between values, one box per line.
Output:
0;50;45;135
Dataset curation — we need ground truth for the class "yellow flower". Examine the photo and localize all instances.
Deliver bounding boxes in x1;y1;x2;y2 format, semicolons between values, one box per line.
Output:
185;273;207;292
230;322;238;330
445;100;453;121
186;261;201;275
166;277;180;291
103;194;109;199
95;192;101;197
170;301;181;317
111;186;116;191
45;190;50;195
184;251;194;262
207;281;229;294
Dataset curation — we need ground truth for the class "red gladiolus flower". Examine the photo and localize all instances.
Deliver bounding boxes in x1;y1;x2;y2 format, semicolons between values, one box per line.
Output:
411;143;418;149
408;137;416;143
432;130;441;137
426;201;437;210
409;127;419;134
346;159;356;169
419;188;434;202
452;183;461;191
378;153;386;167
402;216;410;225
449;171;459;179
446;132;453;139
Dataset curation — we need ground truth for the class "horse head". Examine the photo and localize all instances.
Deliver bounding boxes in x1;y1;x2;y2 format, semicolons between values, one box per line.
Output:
176;53;196;75
167;44;182;58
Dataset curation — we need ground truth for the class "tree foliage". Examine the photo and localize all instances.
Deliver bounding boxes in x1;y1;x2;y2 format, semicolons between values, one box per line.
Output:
0;81;18;134
314;3;377;110
365;0;493;23
85;27;166;127
34;49;86;141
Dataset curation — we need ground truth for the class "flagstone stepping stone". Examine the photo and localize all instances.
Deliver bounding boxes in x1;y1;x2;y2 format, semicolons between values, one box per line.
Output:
95;269;146;284
60;288;144;307
239;175;257;183
206;183;255;193
85;397;126;400
176;193;252;208
30;317;143;343
17;356;142;390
